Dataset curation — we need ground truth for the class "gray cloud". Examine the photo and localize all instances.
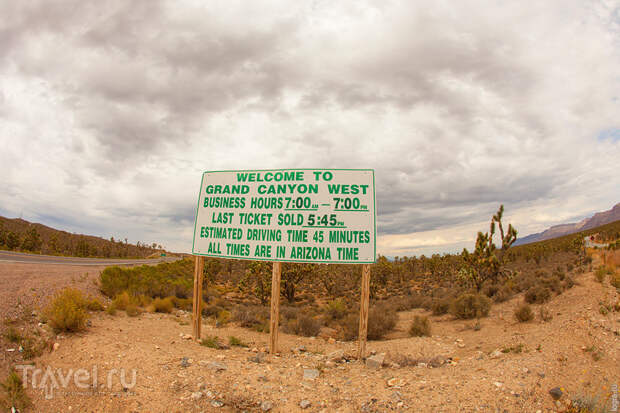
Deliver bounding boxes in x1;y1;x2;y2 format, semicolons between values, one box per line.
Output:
0;0;618;254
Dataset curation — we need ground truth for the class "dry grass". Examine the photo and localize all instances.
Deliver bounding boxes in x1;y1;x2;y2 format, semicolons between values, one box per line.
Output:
43;288;90;332
0;370;30;410
514;303;534;322
409;315;431;337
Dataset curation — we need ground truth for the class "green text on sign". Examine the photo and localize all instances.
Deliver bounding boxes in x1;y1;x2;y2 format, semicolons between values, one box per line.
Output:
191;169;376;264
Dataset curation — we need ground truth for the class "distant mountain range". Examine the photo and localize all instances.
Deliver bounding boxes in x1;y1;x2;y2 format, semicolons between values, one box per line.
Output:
514;202;620;246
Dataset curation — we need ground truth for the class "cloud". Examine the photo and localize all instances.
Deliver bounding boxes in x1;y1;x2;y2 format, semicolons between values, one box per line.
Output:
0;0;618;254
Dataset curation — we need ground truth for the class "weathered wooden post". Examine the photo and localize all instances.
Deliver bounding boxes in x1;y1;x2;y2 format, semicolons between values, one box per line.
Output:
192;255;205;341
269;262;282;354
358;263;371;359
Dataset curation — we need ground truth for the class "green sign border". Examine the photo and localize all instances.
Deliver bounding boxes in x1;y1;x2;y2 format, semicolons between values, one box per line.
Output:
191;168;377;264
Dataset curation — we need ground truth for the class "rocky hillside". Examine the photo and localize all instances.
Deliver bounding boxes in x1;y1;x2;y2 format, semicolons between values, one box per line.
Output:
515;202;620;245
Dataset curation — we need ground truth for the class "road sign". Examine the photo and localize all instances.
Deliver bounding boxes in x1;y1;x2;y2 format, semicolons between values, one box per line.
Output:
191;169;376;264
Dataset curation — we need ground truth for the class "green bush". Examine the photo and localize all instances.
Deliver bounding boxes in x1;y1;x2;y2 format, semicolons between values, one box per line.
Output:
524;285;551;304
409;315;431;337
43;288;89;332
99;259;194;299
228;336;248;347
450;293;491;319
514;303;534;322
200;335;221;349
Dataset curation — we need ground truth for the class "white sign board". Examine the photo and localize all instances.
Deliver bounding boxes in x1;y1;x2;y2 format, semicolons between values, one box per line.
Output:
192;169;376;264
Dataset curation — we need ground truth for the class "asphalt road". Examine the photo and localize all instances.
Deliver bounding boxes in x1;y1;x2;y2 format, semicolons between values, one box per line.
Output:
0;250;180;266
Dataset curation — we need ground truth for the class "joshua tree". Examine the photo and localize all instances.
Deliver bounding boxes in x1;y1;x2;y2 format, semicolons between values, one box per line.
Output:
459;205;517;291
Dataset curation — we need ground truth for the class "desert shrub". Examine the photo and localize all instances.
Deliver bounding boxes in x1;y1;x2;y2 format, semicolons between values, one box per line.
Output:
514;303;534;322
0;370;30;410
151;297;174;313
280;306;300;321
171;297;192;311
106;303;117;315
539;306;553;321
232;305;269;331
431;298;451;315
493;285;513;303
202;305;223;318
368;304;398;339
43;288;89;332
610;272;620;289
294;315;321;337
125;304;142;317
112;291;131;311
563;276;576;290
409;315;431;337
325;298;347;320
450;293;491;319
3;327;21;343
228;336;248;347
342;303;398;341
200;335;221;349
85;296;104;311
406;293;431;310
540;275;563;294
594;266;608;283
99;259;194;299
524;285;551;304
216;310;231;326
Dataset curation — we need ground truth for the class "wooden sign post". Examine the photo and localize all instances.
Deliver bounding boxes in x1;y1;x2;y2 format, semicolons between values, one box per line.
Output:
358;263;371;359
192;255;205;341
269;262;282;354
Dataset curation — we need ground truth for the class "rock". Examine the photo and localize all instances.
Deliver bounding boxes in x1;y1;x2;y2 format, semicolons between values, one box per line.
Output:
366;353;385;369
206;361;227;372
328;338;336;344
190;391;202;401
211;400;224;408
300;399;312;409
538;372;546;378
52;342;60;351
260;401;273;411
303;369;320;380
293;345;307;353
180;357;191;368
494;382;503;388
327;349;344;362
251;347;259;352
248;352;266;363
257;374;268;382
549;387;563;400
182;334;192;340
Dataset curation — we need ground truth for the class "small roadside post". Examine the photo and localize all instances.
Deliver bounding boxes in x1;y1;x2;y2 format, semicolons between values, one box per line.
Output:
190;169;376;355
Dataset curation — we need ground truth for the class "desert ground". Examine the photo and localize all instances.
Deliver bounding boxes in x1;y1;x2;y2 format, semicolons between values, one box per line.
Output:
1;257;619;413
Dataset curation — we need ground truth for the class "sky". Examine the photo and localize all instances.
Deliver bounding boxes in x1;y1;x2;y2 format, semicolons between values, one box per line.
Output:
1;0;619;257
